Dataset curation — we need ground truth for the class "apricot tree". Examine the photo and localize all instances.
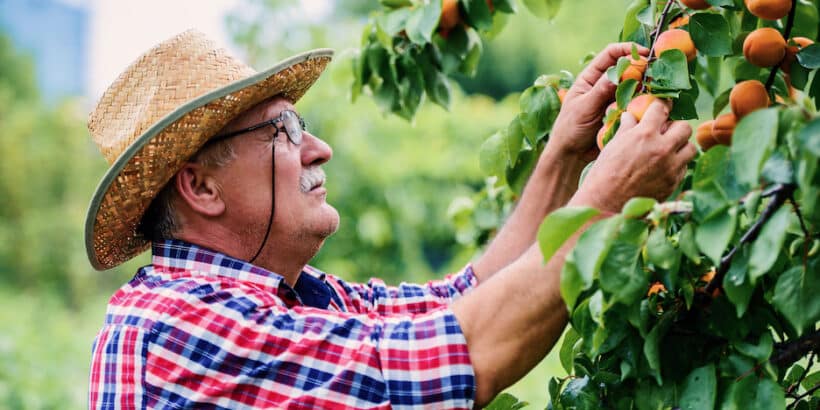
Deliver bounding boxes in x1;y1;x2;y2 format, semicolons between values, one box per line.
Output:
353;0;819;408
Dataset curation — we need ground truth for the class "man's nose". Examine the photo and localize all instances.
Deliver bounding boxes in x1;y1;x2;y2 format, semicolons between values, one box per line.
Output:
300;131;332;166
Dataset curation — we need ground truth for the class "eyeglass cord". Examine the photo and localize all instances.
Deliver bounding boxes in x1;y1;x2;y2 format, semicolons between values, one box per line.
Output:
249;143;275;264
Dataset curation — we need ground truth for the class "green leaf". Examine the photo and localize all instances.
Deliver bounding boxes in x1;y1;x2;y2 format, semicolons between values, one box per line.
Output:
696;206;737;266
731;108;779;190
405;0;442;46
434;25;469;74
561;253;585;308
559;328;581;374
689;13;732;57
519;85;560;142
506;144;539;195
458;27;484;76
462;0;494;31
479;131;509;177
720;376;785;410
773;263;820;336
538;207;600;263
678;223;701;264
492;0;517;13
646;224;680;270
723;248;754;317
796;116;820;157
749;206;792;283
734;332;773;362
670;91;699;120
559;375;599;409
485;392;529;410
797;43;820;69
521;0;563;20
505;115;525;164
647;49;692;90
616;79;639;107
622;197;657;219
599;219;649;305
713;87;732;118
678;364;716;410
573;216;624;287
644;311;674;384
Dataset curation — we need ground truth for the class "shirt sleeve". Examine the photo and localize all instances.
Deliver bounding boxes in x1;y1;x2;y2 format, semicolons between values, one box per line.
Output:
89;325;148;409
325;264;479;316
140;285;477;409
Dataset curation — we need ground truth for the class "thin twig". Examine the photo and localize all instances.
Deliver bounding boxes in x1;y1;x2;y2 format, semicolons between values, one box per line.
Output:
765;0;798;90
788;352;815;395
640;0;677;93
773;328;820;369
705;184;795;294
787;382;820;409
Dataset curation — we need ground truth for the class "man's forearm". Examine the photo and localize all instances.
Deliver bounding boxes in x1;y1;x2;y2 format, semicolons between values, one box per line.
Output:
472;146;587;282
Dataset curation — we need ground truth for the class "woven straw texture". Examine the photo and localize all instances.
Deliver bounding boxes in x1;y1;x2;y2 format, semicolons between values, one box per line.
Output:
85;30;332;270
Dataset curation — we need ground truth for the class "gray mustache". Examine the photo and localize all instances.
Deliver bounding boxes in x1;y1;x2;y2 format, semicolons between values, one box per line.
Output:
299;167;326;192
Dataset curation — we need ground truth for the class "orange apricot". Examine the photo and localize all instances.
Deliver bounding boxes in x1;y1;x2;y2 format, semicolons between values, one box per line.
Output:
440;0;461;31
681;0;711;9
712;113;737;145
730;80;770;118
655;29;697;62
597;121;614;150
781;37;815;70
621;56;648;82
743;27;787;67
557;88;568;104
700;268;717;283
669;15;690;29
626;94;659;122
647;281;667;296
695;120;719;151
744;0;792;21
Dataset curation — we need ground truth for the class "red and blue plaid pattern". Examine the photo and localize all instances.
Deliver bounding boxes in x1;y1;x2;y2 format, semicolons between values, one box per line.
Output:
89;240;478;409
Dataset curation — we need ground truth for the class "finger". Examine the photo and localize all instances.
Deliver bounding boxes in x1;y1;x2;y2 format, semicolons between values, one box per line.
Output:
674;142;698;167
663;121;694;151
583;74;618;108
637;100;672;131
577;43;650;87
618;111;639;132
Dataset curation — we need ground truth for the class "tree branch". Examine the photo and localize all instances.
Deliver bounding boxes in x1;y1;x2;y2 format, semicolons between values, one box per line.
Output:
787;382;820;409
765;0;798;91
705;184;795;294
772;328;820;369
640;0;677;93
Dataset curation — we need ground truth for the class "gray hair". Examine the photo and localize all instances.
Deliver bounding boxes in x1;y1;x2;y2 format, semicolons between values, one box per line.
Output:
138;139;236;242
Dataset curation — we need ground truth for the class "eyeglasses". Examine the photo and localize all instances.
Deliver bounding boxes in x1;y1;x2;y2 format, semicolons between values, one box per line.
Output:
210;109;306;145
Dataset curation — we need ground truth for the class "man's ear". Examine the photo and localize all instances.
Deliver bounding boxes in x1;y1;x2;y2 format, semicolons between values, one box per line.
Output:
174;162;226;217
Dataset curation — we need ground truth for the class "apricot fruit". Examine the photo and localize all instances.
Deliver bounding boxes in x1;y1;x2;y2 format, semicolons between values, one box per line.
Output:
743;27;786;67
695;120;719;151
655;29;697;62
744;0;792;21
730;80;770;118
700;268;716;284
557;88;568;104
681;0;711;10
440;0;461;31
647;281;667;296
621;56;648;83
781;37;814;70
626;94;658;122
669;15;690;29
712;113;737;145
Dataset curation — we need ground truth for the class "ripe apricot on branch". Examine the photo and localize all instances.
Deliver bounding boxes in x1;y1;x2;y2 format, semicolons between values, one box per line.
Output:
621;56;648;82
655;29;697;62
744;0;792;21
712;113;737;145
597;121;614;150
681;0;711;10
626;94;658;122
743;27;787;67
669;15;690;29
730;80;770;118
695;120;719;151
557;88;568;104
440;0;461;31
781;37;815;70
647;281;667;296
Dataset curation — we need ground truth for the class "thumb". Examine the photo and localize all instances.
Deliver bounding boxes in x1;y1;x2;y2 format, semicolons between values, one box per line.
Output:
618;111;638;132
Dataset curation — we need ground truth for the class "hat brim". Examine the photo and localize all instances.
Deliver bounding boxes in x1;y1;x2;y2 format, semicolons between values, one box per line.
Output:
85;49;333;270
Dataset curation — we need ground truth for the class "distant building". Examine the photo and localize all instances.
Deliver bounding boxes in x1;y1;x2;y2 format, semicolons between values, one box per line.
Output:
0;0;88;101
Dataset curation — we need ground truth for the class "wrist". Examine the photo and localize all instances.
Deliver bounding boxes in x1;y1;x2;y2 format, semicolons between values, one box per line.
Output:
537;143;588;181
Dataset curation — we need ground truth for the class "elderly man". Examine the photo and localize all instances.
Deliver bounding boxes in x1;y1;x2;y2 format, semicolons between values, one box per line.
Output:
87;31;694;408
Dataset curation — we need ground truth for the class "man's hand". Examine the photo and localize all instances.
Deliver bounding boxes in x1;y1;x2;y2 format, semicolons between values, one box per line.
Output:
547;43;650;164
572;100;697;213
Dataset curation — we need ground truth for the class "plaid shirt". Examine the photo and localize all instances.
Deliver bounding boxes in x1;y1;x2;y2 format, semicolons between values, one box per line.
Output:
89;240;479;409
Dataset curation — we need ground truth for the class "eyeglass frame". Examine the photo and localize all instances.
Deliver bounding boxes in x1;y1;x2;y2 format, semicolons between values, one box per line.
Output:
208;109;307;145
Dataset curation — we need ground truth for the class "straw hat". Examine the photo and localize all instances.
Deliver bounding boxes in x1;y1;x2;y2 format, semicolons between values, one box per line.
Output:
85;30;332;270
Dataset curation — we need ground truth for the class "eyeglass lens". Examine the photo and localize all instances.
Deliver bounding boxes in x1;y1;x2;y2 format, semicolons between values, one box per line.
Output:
282;111;303;145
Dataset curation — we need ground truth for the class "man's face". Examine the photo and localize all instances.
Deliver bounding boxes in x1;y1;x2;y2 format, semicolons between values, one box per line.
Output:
215;96;340;255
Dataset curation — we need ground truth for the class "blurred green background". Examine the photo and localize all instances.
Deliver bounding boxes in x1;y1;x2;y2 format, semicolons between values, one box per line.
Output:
0;0;631;407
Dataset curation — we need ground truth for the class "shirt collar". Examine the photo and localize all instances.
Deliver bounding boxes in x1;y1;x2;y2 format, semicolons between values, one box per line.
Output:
150;239;333;309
